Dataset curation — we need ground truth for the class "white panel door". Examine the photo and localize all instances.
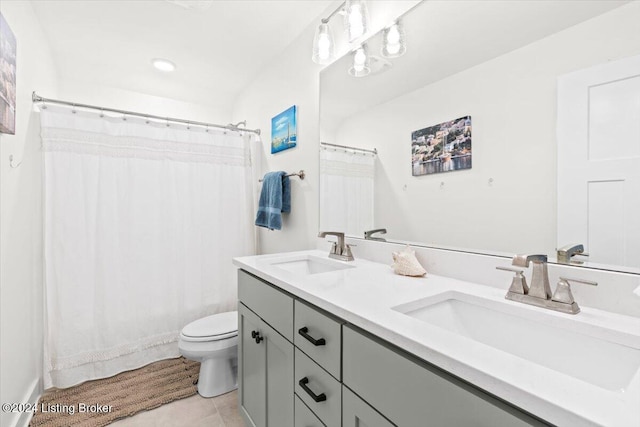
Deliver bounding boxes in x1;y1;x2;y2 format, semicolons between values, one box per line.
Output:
557;55;640;268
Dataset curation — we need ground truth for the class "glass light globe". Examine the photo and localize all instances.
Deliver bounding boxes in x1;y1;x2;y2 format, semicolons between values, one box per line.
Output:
345;0;369;41
312;23;335;64
348;46;370;77
381;22;406;58
386;25;400;44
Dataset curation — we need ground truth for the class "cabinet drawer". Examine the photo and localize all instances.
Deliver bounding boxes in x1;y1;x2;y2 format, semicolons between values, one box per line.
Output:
342;386;394;427
295;395;325;427
238;269;293;341
343;326;547;427
295;349;341;427
294;301;342;379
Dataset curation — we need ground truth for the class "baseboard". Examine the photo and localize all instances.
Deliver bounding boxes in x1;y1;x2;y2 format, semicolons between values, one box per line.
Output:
13;377;42;427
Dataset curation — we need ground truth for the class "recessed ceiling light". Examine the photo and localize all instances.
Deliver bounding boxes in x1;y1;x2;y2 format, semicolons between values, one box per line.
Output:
152;58;176;72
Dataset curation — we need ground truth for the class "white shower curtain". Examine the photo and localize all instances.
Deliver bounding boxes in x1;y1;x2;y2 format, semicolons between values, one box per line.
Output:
41;106;255;388
319;147;375;236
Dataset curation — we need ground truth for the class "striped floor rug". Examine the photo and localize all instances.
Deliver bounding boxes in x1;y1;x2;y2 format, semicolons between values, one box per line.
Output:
29;357;200;427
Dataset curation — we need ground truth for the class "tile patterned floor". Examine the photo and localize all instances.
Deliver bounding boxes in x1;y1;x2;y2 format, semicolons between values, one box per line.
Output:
110;389;245;427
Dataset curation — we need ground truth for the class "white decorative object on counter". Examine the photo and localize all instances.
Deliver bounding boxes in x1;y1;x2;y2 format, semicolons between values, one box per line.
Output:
391;246;427;277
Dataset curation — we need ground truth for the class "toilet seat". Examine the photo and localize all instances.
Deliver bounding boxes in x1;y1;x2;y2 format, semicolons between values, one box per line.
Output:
180;311;238;342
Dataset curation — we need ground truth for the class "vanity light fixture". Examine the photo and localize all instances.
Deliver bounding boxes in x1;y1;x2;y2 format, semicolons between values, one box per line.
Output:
348;45;371;77
152;58;176;72
311;2;345;65
345;0;369;42
312;1;370;64
312;22;335;65
381;21;406;58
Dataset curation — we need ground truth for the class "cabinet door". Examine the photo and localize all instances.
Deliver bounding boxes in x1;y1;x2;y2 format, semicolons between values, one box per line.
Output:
264;320;294;427
343;326;549;427
343;386;394;427
239;304;266;427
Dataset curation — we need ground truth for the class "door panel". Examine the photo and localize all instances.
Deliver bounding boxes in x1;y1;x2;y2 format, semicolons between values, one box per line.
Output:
239;304;266;427
557;54;640;268
264;321;294;427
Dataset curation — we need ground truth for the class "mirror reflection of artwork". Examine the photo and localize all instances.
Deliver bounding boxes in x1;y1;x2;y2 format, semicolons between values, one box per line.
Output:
411;116;472;176
271;105;297;154
0;12;17;135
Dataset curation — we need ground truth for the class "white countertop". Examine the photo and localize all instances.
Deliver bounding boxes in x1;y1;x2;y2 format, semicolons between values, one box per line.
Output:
233;250;640;427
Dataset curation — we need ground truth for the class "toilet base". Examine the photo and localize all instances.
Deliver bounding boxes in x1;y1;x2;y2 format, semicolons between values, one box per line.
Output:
197;353;238;398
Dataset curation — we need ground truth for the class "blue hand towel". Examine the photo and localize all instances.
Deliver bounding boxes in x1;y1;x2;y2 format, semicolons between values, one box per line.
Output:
255;171;291;230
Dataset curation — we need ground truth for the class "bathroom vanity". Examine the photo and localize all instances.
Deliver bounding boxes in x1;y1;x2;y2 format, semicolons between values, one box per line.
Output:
233;251;640;427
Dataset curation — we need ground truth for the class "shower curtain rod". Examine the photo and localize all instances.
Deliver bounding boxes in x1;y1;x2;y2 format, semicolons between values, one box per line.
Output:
321;141;377;155
31;92;261;135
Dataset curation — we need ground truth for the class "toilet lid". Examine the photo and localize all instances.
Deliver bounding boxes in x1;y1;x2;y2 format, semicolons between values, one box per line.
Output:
182;311;238;339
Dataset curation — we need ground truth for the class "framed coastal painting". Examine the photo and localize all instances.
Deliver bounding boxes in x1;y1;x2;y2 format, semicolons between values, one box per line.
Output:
0;12;17;135
271;105;297;154
411;115;472;176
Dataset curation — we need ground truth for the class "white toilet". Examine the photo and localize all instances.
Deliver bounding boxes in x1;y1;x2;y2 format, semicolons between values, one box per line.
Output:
178;311;238;398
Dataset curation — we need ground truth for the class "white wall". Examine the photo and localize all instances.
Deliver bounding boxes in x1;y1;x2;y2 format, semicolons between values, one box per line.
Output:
333;2;640;256
0;2;58;427
232;0;418;254
55;80;230;126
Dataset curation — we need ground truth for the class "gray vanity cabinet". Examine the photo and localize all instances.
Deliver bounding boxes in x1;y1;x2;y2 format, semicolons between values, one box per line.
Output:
342;386;394;427
238;271;294;427
295;395;325;427
238;269;551;427
343;326;549;427
238;304;267;427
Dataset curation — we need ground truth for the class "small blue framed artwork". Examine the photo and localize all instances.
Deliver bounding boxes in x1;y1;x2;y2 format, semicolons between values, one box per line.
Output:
271;105;297;154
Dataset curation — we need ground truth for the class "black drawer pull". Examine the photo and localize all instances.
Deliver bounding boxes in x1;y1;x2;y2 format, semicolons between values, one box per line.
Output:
298;377;326;402
298;327;326;346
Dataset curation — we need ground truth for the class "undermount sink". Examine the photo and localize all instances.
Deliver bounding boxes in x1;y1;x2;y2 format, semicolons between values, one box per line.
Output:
392;291;640;391
269;254;355;275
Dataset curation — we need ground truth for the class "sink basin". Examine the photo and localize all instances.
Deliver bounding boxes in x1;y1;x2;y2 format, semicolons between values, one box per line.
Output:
269;254;355;276
392;291;640;391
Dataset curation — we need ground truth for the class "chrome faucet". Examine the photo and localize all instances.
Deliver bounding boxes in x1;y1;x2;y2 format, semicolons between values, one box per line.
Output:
318;231;354;261
557;243;589;264
511;254;551;299
364;228;387;241
497;254;597;314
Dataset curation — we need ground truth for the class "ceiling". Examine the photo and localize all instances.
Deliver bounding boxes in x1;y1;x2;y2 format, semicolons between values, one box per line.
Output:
31;0;333;110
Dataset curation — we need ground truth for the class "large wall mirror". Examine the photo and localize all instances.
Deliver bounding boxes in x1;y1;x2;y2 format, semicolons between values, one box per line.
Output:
319;0;640;273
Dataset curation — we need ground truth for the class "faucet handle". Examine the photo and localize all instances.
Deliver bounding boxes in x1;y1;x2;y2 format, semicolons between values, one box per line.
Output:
496;266;529;295
342;244;354;259
552;277;598;305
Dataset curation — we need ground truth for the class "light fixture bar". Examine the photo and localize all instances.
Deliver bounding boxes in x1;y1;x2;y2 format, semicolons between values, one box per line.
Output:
321;1;346;24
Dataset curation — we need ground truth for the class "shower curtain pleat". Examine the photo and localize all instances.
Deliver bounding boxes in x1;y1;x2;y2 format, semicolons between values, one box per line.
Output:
319;148;375;236
40;106;255;389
